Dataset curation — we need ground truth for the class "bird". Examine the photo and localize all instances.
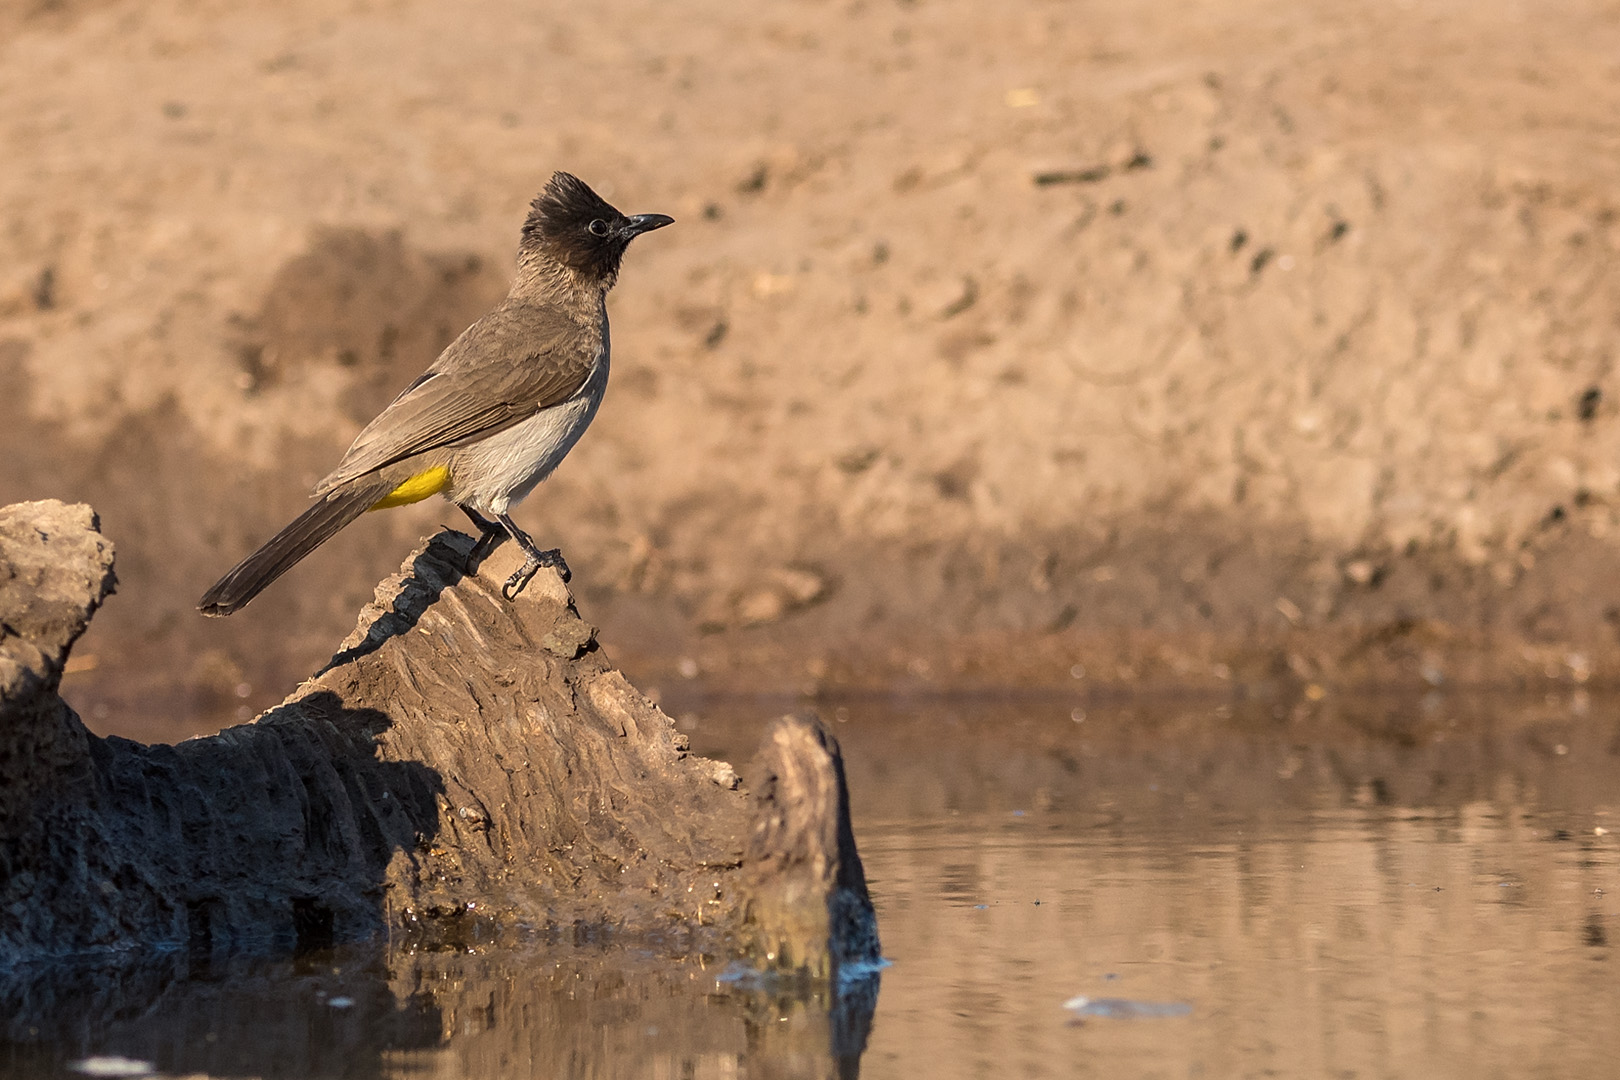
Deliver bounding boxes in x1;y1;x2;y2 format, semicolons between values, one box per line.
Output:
198;172;672;616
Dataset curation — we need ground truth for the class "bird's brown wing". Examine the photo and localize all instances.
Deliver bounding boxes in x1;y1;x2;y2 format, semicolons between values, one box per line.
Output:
313;301;598;496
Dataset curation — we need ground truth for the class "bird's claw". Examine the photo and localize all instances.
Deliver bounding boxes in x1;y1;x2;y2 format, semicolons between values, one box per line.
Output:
500;548;569;601
542;549;572;582
502;562;538;601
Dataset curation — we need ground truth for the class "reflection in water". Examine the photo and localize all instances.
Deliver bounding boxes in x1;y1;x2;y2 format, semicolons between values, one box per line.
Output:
692;692;1620;1080
1;946;878;1079
4;693;1618;1078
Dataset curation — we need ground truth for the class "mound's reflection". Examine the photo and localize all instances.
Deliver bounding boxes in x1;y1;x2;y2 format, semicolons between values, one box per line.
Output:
0;943;878;1080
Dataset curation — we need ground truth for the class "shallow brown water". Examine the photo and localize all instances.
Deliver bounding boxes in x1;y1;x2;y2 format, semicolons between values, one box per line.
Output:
5;692;1617;1078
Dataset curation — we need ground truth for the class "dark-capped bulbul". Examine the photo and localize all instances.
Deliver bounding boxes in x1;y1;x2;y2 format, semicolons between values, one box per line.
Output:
198;172;672;616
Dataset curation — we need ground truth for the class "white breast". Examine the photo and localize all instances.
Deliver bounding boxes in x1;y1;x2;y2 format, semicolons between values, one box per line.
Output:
448;340;610;517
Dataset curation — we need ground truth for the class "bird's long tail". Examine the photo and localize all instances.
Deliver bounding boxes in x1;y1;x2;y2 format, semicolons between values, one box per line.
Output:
198;479;391;616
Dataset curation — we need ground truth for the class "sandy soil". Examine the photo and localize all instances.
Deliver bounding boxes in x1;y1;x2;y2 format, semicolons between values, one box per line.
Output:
4;0;1620;737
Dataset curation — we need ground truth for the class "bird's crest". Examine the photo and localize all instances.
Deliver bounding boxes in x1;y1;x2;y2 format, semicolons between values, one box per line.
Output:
522;174;621;245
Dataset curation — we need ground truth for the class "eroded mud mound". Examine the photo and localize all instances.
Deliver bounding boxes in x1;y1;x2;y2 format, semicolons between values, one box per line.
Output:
0;500;877;978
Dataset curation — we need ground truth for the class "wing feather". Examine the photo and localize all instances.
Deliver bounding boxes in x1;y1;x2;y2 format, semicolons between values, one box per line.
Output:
314;301;598;495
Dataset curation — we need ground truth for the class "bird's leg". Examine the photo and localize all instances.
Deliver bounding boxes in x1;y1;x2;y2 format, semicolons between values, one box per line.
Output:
496;511;570;599
461;506;508;570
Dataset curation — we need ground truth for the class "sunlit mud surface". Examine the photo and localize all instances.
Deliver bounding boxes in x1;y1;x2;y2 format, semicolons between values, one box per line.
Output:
5;693;1616;1078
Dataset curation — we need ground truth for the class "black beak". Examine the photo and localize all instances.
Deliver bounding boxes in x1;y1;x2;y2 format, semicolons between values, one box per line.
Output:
623;213;674;237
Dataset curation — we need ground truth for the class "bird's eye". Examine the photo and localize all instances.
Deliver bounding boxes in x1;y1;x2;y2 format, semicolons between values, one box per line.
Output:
587;219;610;237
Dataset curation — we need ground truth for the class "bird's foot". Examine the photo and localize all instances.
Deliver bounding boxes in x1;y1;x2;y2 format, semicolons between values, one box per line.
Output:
502;548;570;600
466;526;506;570
460;507;507;572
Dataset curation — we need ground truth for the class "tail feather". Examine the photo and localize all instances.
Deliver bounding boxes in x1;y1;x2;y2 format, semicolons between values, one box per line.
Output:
199;480;389;616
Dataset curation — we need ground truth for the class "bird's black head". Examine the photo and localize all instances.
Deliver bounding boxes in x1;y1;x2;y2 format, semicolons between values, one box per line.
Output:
519;172;673;287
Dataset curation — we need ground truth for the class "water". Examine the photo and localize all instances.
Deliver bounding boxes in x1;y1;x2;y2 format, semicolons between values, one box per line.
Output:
4;692;1616;1078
